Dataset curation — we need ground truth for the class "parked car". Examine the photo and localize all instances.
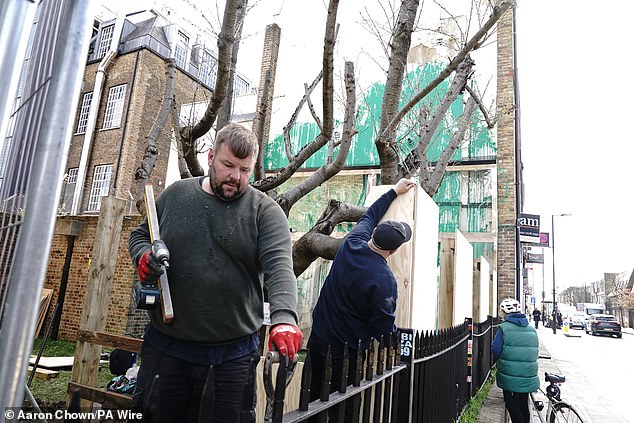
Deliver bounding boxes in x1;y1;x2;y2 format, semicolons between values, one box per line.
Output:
568;312;587;329
585;314;622;338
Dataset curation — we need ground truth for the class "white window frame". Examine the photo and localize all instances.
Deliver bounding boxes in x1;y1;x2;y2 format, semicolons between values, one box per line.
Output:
174;31;189;69
234;75;249;96
97;25;114;59
60;168;79;212
87;164;112;212
200;49;217;88
102;84;126;129
76;92;93;134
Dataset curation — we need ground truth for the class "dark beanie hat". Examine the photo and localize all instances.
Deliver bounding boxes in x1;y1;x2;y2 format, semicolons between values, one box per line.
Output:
372;220;412;251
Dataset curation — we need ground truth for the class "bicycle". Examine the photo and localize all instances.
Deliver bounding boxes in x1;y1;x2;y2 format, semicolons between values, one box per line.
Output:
530;366;585;423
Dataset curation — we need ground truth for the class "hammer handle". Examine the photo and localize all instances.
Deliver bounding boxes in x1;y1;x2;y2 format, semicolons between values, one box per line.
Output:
144;184;174;323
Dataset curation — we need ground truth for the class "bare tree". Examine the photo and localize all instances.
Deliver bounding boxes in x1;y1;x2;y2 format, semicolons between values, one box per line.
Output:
134;0;515;276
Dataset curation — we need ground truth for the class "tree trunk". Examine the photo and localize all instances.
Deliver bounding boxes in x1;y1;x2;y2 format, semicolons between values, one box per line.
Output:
133;59;176;213
375;0;420;185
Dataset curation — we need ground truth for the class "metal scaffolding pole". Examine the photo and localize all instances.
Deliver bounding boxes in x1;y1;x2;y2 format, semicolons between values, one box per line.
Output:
0;0;94;410
0;0;37;146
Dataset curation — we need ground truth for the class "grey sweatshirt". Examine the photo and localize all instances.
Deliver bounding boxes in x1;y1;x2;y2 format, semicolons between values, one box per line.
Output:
129;177;298;344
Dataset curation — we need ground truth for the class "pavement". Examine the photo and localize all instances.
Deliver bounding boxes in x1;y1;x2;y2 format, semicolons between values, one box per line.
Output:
477;326;634;423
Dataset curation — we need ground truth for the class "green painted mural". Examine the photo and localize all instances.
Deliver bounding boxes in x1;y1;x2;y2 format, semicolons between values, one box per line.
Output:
264;62;495;170
263;61;495;259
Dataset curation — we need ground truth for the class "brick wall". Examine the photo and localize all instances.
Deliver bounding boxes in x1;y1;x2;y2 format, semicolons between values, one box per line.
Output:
252;24;281;146
68;49;212;214
43;214;144;340
496;6;517;307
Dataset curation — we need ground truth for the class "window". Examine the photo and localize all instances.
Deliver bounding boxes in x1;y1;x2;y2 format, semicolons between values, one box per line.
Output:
233;75;249;96
87;164;112;212
97;25;114;59
102;84;126;129
174;31;189;68
76;92;93;134
199;50;217;88
60;168;78;213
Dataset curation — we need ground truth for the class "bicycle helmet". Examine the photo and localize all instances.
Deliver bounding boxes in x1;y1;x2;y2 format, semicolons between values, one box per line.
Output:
499;298;521;314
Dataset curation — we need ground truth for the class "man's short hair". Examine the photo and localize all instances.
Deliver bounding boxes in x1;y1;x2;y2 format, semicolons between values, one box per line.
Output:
215;123;259;159
372;220;412;251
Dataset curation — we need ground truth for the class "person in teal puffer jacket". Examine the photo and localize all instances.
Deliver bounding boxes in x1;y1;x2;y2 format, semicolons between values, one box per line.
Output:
492;298;539;423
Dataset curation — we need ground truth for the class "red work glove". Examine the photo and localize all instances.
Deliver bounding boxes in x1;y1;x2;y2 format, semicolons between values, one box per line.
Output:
137;250;163;283
269;324;303;361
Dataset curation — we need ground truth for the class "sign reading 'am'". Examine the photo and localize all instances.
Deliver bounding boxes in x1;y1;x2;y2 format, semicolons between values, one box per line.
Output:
518;213;540;243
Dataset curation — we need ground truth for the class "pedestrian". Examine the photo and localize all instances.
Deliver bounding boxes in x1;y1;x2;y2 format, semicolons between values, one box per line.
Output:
128;123;302;423
492;298;539;423
307;178;416;421
556;311;563;328
532;308;541;329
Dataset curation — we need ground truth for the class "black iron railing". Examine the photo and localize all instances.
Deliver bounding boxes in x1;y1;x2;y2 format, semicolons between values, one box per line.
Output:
263;316;498;423
131;317;499;422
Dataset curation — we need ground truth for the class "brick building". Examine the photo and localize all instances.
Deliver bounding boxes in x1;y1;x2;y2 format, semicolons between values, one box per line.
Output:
496;6;521;308
42;8;255;340
61;9;252;215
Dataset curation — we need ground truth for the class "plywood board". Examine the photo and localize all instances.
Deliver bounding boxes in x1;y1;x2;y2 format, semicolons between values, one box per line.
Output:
453;230;473;325
363;186;415;329
36;288;54;337
438;238;455;329
472;257;491;323
479;258;491;321
28;366;59;380
30;356;74;369
339;183;443;332
29;356;108;370
409;186;439;331
472;260;482;322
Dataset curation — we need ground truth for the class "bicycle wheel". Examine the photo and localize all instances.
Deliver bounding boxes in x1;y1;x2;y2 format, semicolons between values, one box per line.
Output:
548;401;585;423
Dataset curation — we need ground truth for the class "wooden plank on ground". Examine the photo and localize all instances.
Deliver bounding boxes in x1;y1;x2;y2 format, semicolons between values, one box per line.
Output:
30;356;74;369
28;366;59;380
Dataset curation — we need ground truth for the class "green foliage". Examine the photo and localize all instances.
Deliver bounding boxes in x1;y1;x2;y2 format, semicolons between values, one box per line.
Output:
457;369;497;423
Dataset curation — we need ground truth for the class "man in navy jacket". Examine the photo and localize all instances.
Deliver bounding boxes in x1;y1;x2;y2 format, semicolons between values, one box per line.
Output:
308;178;416;418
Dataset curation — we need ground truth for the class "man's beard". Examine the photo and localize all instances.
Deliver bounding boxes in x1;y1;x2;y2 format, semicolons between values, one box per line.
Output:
208;166;246;201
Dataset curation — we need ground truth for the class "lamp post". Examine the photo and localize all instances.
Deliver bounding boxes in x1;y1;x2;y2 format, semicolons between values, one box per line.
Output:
551;213;571;334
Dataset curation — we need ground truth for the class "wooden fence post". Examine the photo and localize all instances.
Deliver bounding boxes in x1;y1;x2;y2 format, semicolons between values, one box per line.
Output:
69;196;126;408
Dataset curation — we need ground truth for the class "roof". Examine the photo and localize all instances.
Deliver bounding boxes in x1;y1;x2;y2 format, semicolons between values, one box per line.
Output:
122;16;169;47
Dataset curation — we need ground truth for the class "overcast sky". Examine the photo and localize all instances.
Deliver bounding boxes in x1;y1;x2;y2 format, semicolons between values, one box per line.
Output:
517;1;634;290
99;0;633;289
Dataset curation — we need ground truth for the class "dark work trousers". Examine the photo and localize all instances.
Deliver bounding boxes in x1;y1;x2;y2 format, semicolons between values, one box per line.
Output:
307;334;363;422
131;345;259;423
502;390;530;423
534;319;539;329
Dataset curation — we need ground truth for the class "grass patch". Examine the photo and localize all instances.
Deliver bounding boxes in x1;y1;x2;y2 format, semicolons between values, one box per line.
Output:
458;368;497;423
27;337;115;406
28;366;115;404
31;337;76;357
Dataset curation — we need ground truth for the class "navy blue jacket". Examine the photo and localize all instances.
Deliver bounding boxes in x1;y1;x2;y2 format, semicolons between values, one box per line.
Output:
311;189;399;348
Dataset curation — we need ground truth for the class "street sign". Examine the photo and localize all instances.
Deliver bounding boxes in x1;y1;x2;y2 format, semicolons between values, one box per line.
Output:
526;253;544;264
518;213;540;243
